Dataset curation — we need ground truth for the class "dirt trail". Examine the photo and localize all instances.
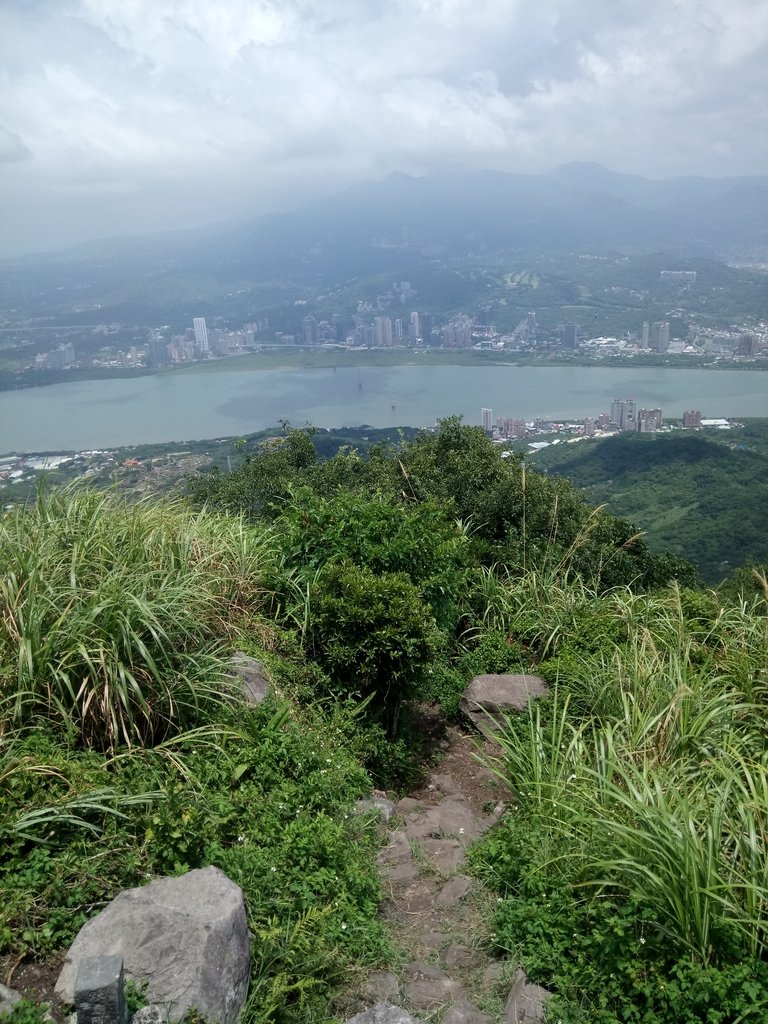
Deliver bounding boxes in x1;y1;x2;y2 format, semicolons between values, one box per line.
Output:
347;724;549;1024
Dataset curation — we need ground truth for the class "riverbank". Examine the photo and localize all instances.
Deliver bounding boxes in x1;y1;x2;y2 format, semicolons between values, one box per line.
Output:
2;347;767;393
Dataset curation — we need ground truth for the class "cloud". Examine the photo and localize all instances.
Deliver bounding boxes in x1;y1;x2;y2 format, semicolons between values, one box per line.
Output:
0;125;31;164
0;0;766;254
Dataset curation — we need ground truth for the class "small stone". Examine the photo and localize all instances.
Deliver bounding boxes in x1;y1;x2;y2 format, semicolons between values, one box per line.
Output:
434;875;472;909
442;1002;493;1024
503;970;552;1023
0;984;22;1016
403;963;462;1010
346;1003;423;1024
396;797;426;815
362;972;401;1005
357;796;396;823
442;943;482;969
382;861;419;883
420;839;465;873
481;961;508;987
377;831;412;867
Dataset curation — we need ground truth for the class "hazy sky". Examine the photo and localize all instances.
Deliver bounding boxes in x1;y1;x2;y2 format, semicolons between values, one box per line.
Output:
2;0;767;255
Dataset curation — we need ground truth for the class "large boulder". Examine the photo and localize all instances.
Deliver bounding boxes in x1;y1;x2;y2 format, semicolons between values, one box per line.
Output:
460;674;548;736
56;867;250;1024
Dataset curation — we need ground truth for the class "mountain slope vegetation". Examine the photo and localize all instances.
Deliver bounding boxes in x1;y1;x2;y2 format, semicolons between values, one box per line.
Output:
532;429;768;582
2;420;766;1023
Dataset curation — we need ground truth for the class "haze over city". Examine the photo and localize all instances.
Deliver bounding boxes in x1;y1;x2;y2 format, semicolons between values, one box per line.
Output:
2;0;767;256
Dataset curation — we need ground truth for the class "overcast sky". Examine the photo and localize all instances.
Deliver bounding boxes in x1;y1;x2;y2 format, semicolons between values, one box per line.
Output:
2;0;767;255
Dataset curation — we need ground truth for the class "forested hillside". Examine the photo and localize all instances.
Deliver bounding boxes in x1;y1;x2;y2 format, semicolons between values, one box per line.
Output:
532;427;768;582
2;420;766;1024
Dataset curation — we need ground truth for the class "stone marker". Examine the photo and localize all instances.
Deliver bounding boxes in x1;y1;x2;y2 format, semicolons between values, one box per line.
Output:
56;867;249;1024
460;674;548;737
74;956;128;1024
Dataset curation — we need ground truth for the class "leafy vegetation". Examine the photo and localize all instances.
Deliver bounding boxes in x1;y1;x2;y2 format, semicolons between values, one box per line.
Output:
2;419;764;1022
469;577;768;1022
532;428;768;582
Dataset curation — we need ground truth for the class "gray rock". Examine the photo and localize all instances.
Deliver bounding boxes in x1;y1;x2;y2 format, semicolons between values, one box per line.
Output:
377;831;412;867
403;798;479;843
356;796;396;823
0;984;22;1016
362;971;401;1005
227;652;269;706
430;773;460;796
420;839;465;873
131;1007;167;1024
56;867;250;1024
434;875;472;909
461;675;548;737
442;943;482;969
421;931;450;949
74;955;128;1024
442;1002;493;1024
402;963;462;1010
481;961;509;987
503;970;552;1023
382;861;419;883
346;1003;423;1024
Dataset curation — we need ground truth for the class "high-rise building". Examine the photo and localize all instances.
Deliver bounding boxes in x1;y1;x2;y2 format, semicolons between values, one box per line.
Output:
563;323;579;349
301;316;319;346
640;322;650;349
739;333;758;356
481;408;493;433
331;314;346;344
683;410;702;428
409;312;420;341
637;408;663;432
610;398;637;431
420;314;434;345
374;316;393;347
193;317;209;354
650;321;670;353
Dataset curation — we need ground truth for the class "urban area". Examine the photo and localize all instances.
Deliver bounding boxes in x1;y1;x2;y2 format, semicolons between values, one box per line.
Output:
15;277;768;376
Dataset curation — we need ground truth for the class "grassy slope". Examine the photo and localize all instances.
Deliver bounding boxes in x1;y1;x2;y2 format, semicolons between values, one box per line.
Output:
532;427;768;582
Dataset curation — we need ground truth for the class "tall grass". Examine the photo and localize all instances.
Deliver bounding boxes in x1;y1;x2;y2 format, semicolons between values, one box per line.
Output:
481;577;768;965
0;487;278;750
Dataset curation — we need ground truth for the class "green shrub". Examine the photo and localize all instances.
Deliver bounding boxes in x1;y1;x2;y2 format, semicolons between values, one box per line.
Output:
307;561;440;736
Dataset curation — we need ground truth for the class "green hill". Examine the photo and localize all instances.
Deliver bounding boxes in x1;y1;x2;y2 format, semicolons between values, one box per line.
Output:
3;421;768;1024
532;428;768;582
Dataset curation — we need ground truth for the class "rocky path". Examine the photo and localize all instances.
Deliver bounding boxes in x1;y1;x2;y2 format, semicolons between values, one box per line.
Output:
347;724;550;1024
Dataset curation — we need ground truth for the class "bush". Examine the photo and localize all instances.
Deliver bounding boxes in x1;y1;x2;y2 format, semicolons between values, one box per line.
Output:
307;561;440;737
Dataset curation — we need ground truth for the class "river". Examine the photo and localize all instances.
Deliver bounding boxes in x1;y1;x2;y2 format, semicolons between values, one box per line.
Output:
1;363;767;452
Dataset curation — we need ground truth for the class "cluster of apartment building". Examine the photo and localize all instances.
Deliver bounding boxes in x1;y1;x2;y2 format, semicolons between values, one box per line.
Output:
481;398;738;444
